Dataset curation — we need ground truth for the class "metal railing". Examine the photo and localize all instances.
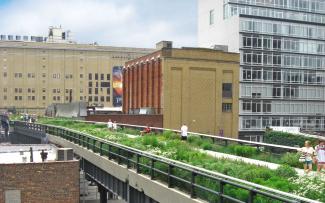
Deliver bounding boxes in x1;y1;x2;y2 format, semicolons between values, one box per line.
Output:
14;121;319;203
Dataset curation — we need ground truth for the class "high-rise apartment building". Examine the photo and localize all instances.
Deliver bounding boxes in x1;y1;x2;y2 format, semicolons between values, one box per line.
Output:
199;0;325;140
0;28;152;114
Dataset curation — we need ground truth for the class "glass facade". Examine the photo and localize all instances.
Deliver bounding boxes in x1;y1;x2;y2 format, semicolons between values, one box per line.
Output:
224;0;325;132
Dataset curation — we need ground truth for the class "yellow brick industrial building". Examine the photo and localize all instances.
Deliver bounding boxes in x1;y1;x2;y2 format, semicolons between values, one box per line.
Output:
0;40;152;114
124;42;240;138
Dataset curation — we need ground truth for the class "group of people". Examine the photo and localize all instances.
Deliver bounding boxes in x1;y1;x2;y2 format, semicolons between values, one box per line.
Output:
21;114;37;123
107;119;118;131
0;112;10;137
300;140;325;174
139;123;189;140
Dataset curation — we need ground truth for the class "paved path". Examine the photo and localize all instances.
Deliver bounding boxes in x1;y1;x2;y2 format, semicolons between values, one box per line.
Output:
199;149;317;176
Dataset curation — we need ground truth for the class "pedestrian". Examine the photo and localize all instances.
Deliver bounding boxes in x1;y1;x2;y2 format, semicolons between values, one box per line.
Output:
112;121;118;131
315;139;325;174
299;140;315;174
1;112;10;137
107;119;113;131
140;125;151;136
180;124;188;141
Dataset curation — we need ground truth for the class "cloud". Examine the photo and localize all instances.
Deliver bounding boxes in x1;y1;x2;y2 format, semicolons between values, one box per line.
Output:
0;0;197;48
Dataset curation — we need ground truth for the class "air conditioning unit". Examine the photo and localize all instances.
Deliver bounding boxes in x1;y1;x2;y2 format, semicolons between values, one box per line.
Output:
57;148;73;161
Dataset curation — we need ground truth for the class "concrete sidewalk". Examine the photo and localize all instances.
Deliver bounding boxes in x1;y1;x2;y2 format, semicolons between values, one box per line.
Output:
199;149;317;176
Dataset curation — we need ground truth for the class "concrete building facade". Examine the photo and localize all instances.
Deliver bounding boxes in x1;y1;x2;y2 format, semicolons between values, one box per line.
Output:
199;0;325;140
0;41;152;114
123;42;239;138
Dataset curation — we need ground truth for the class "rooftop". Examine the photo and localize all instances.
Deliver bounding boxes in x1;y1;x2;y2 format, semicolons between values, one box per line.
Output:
0;144;58;164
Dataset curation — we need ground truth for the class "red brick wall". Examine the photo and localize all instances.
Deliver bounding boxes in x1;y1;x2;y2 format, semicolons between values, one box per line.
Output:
86;114;163;128
123;51;162;114
0;161;79;203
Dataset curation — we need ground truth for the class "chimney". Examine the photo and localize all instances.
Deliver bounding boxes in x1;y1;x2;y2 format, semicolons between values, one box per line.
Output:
156;41;173;50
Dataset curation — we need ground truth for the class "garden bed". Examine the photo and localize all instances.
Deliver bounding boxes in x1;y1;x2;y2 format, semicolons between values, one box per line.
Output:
35;118;325;202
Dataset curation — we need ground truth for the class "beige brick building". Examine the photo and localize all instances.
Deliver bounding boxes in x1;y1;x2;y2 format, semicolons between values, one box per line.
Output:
0;41;152;114
124;42;240;138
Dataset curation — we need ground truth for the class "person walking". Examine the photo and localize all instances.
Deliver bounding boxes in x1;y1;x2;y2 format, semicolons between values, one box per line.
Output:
299;140;315;174
180;124;188;141
1;112;10;137
315;139;325;174
112;121;118;131
107;119;113;131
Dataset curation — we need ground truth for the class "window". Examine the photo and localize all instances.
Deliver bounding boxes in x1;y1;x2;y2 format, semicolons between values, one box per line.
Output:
222;103;232;112
107;74;110;80
95;73;98;80
89;96;92;102
222;83;232;98
106;96;110;102
88;88;92;94
80;74;83;78
88;73;92;80
243;100;251;111
263;102;271;113
101;74;104;80
43;96;46;100
3;72;7;77
95;88;98;94
209;9;214;25
252;101;261;112
100;96;105;102
272;86;281;98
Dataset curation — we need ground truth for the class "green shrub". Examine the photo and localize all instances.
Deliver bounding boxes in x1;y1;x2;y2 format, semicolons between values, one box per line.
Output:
229;145;258;157
280;153;300;168
162;130;178;139
275;165;298;178
264;131;317;147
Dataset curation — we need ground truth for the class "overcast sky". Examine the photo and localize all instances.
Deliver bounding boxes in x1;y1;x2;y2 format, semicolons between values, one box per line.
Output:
0;0;197;48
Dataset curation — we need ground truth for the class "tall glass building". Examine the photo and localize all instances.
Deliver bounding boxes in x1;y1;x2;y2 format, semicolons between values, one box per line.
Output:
198;0;325;140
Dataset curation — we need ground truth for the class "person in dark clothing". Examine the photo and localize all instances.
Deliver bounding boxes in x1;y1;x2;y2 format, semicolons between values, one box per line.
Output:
1;113;9;137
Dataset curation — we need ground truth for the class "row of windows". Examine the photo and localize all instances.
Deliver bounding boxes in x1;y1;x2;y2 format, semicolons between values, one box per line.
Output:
242;68;325;84
226;0;325;13
241;84;325;99
240;19;325;40
240;116;325;131
225;4;325;24
3;95;111;103
88;73;111;81
2;73;112;80
88;88;110;95
242;35;325;55
242;51;325;69
88;96;110;102
241;100;325;114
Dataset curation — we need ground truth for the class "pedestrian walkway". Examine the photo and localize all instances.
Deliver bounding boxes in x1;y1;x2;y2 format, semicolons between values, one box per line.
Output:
199;149;317;176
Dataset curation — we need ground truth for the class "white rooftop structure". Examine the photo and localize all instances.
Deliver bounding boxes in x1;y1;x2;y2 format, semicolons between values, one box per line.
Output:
0;144;58;164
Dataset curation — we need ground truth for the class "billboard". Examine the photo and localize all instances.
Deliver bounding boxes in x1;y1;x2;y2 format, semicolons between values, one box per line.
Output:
112;66;123;107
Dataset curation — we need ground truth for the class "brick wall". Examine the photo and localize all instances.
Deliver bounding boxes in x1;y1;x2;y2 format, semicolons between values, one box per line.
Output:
0;161;79;203
86;114;163;128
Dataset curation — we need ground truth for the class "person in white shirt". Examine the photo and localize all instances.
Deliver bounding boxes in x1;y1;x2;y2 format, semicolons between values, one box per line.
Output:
180;124;188;141
112;121;118;131
299;140;315;174
315;140;325;174
107;119;113;131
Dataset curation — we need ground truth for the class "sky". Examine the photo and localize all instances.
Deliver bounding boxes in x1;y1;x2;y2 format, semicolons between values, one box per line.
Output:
0;0;197;48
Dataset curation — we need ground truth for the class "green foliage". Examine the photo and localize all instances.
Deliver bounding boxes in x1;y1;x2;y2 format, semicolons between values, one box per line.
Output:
279;153;300;168
264;131;317;147
229;144;258;157
36;118;324;202
275;165;298;178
